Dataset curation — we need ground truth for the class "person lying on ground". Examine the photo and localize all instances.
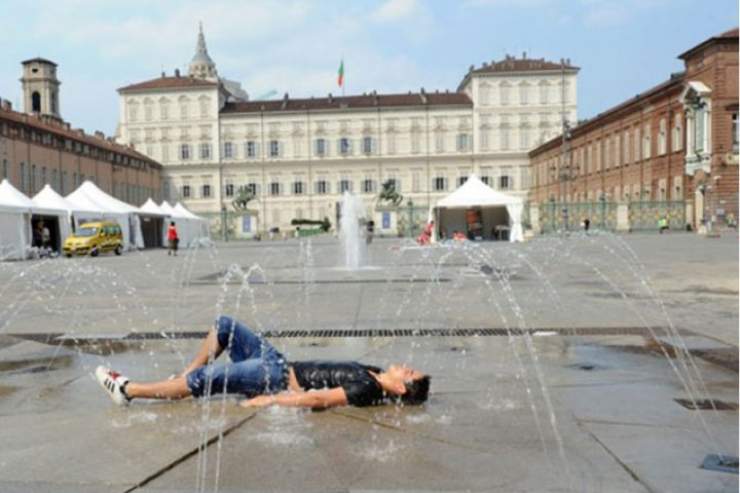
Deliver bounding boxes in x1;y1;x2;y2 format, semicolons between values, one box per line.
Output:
95;316;430;409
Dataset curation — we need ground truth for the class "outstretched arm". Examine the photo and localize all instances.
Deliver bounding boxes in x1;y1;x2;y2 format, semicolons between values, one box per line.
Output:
240;388;348;409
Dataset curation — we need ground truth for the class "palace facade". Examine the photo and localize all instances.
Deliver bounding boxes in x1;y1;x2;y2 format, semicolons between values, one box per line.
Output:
117;26;578;236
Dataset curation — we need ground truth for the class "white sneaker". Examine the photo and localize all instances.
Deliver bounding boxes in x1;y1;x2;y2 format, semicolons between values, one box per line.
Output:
95;366;131;406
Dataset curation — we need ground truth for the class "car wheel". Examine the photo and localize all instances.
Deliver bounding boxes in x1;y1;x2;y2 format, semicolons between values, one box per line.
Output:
65;253;72;258
115;245;122;256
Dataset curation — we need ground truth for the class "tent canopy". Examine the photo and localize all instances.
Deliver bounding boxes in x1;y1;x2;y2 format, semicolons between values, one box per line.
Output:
70;181;139;214
139;198;168;216
436;174;522;209
0;179;36;211
434;174;524;243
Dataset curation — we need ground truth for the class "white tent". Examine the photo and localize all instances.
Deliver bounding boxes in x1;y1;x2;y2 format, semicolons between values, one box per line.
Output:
139;198;169;248
434;174;524;242
0;180;33;260
32;185;83;246
66;181;144;250
174;202;210;240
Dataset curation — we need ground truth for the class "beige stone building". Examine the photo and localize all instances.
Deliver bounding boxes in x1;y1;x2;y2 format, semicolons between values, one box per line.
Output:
117;26;578;236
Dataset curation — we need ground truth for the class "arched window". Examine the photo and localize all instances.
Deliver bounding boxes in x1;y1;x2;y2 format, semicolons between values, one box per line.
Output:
199;96;210;118
31;91;41;113
178;96;190;120
144;98;153;121
159;98;170;120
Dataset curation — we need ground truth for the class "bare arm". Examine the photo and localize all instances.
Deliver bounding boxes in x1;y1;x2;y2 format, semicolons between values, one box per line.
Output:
240;388;348;409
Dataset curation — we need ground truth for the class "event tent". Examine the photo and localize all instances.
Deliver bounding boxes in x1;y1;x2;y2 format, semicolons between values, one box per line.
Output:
66;181;144;250
0;179;33;259
434;174;524;242
32;185;83;247
174;202;210;241
159;201;208;248
138;198;169;248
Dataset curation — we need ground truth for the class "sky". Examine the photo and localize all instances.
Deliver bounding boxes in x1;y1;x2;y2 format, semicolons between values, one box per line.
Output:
1;0;737;136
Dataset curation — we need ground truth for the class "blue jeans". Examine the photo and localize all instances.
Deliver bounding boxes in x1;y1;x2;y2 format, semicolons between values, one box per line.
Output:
186;316;288;398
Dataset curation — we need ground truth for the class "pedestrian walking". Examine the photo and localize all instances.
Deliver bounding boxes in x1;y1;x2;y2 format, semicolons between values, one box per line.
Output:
167;221;179;256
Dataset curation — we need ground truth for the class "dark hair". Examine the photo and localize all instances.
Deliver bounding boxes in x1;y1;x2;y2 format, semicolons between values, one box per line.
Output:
400;375;430;405
170;221;175;226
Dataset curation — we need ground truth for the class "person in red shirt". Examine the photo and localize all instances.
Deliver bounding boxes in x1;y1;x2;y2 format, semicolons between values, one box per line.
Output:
167;221;179;256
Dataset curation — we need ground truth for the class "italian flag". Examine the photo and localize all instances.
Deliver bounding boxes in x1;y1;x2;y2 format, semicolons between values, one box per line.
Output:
337;59;344;88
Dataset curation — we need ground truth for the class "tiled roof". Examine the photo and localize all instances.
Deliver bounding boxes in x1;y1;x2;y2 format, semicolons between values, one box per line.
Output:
470;57;579;74
221;91;472;114
0;106;160;168
118;76;218;92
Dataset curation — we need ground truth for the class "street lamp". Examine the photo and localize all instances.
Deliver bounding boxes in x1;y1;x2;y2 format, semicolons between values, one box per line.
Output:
221;205;228;242
599;193;606;229
407;199;415;238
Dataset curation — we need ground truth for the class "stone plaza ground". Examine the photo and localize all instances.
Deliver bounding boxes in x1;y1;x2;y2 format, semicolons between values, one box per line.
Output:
0;232;737;492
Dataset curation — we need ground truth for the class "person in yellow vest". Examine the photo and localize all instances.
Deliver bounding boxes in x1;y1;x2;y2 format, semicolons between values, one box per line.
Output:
658;216;669;234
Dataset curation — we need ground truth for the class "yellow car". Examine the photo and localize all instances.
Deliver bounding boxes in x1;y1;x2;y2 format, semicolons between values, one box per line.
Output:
63;221;124;257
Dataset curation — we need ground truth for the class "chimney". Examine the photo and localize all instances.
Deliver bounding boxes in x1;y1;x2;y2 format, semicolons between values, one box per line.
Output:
174;69;181;78
328;93;333;104
161;71;166;78
566;58;571;65
522;51;527;59
94;131;105;139
64;122;71;130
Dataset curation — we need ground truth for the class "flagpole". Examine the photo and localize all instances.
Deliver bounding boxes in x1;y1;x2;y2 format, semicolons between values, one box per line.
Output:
342;57;345;97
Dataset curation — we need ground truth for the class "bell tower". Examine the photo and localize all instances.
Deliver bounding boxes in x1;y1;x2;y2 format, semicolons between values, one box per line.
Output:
20;58;61;118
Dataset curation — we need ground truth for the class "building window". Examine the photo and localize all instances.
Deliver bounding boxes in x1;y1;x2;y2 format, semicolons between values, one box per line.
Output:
433;176;447;191
200;143;211;159
481;175;490;186
245;183;258;196
633;128;641;161
182;185;191;198
435;133;445;153
31;164;36;193
339;137;351;156
386;133;396;155
412;171;421;192
180;144;191;160
314;138;326;157
339;179;352;193
202;184;211;198
411;133;421;153
456;134;470;152
19;162;25;192
458;175;468;187
292;181;304;195
225;183;234;197
643;124;651;158
270;140;280;157
732;113;738;152
673;114;683;152
658;119;667;155
519;83;529;105
362;179;375;193
500;129;510;150
270;182;281;196
539;81;548;104
500;83;510;105
1;159;7;179
316;180;329;194
499;175;511;190
362;136;373;155
224;142;234;159
244;141;256;158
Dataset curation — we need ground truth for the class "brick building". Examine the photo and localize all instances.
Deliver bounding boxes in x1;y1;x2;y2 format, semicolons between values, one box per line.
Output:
529;28;738;231
0;58;162;205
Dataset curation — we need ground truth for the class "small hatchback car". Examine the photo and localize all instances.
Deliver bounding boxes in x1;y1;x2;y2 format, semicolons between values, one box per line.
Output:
63;221;123;257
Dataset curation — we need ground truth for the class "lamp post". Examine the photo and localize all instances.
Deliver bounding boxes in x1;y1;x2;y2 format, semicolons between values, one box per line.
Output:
599;193;606;229
549;196;556;232
407;199;415;238
221;205;228;242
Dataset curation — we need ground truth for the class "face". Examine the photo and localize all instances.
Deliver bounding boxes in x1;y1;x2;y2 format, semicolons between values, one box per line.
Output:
387;364;424;387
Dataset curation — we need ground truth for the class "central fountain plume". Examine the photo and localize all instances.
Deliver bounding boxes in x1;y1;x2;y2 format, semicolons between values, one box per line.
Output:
339;191;368;270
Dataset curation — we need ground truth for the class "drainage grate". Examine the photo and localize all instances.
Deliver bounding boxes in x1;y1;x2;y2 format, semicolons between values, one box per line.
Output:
674;398;738;411
193;277;452;285
5;326;685;344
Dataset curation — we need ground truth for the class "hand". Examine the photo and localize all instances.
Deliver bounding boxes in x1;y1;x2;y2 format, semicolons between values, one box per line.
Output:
239;395;275;408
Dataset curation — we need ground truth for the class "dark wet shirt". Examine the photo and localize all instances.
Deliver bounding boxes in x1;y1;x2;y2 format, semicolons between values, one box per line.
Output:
290;361;384;407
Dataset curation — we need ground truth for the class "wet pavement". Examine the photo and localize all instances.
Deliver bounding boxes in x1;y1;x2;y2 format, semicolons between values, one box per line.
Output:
0;232;737;492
